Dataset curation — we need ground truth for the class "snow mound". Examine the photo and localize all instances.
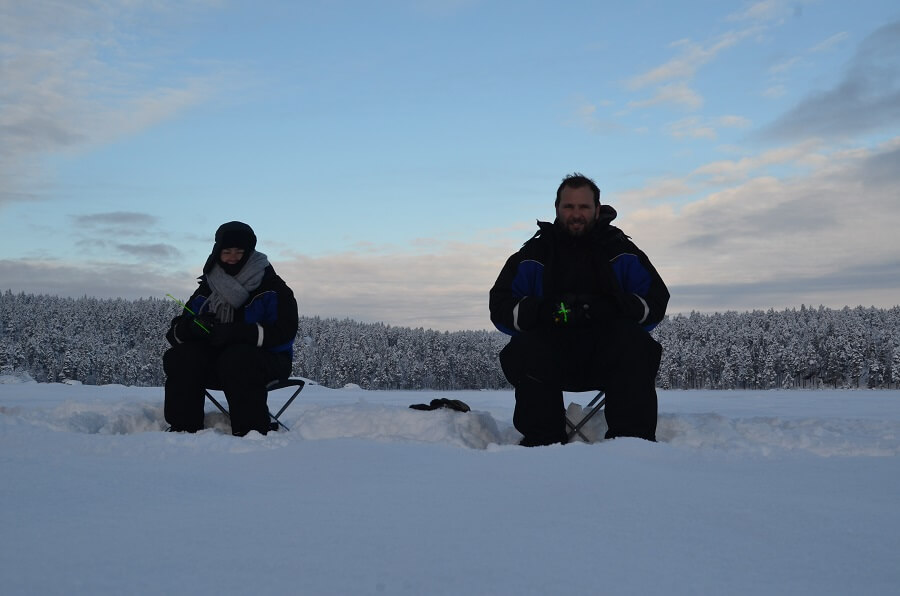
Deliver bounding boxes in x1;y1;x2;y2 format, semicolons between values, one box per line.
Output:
2;400;166;435
3;384;900;456
294;402;505;449
0;392;511;449
0;371;36;384
658;412;900;456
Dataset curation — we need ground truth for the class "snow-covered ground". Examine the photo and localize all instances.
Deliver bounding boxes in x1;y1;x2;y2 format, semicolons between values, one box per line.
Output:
2;373;899;595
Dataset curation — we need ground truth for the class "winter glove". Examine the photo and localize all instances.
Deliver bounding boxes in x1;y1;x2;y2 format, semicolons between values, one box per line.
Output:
555;294;611;327
508;296;541;331
539;297;579;327
577;292;648;323
613;292;648;323
545;294;629;327
409;398;471;413
175;313;215;342
210;322;259;347
576;294;620;322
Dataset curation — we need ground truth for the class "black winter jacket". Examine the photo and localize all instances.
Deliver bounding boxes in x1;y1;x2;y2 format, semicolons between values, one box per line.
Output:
166;265;299;358
490;207;669;336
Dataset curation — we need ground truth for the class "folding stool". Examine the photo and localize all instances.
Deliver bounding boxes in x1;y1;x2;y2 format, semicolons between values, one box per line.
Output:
565;391;606;443
204;377;306;432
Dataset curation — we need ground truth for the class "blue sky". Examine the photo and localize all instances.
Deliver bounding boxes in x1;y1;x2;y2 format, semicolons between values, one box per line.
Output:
2;0;899;331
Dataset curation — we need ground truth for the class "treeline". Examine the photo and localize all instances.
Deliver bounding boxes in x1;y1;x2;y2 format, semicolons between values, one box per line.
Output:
654;306;900;390
0;291;508;389
1;291;898;389
295;317;508;389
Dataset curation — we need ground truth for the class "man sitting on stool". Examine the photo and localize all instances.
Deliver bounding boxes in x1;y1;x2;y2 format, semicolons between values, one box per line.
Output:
489;173;669;446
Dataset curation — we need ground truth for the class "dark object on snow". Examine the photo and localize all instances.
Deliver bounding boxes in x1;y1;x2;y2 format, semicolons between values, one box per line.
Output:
409;398;471;413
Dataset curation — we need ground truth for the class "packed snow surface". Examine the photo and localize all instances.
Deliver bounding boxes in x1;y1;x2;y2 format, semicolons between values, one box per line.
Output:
2;373;899;595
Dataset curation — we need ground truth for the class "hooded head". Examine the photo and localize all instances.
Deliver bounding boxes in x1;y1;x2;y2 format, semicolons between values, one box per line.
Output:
204;221;257;275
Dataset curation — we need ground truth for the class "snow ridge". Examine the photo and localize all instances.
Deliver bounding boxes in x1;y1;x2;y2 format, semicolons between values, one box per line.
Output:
2;378;899;457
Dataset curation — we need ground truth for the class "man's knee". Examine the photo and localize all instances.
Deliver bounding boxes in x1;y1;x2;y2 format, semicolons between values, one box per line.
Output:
606;322;661;366
500;336;556;387
626;329;662;377
499;341;525;386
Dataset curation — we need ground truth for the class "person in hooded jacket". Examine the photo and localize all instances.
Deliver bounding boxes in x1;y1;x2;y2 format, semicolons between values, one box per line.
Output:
164;221;299;436
489;173;669;446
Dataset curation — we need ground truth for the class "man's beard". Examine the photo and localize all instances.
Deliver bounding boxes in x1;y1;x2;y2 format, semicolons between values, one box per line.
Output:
558;216;595;237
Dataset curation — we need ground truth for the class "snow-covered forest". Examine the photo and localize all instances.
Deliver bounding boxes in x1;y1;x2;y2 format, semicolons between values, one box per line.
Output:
1;290;898;390
654;306;900;390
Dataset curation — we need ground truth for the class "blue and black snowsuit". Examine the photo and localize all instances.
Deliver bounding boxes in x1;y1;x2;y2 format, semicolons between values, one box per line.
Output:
164;266;298;435
489;206;669;444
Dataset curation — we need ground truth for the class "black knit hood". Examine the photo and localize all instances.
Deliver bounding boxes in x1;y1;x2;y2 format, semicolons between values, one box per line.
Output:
203;221;257;275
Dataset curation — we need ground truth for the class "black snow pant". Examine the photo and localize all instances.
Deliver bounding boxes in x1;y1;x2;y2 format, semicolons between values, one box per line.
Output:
499;318;663;445
163;342;291;436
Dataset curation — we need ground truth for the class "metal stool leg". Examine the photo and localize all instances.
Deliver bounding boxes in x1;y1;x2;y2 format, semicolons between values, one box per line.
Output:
203;378;306;432
265;378;306;431
566;392;606;442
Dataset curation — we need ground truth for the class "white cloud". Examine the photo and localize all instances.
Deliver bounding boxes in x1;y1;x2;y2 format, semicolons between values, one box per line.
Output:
567;96;623;135
725;0;782;22
627;31;748;90
762;85;787;98
768;55;802;75
0;1;221;205
761;30;849;101
666;115;751;140
0;258;198;304
758;20;900;142
619;137;900;313
809;31;849;53
623;4;799;116
628;82;704;110
725;0;815;24
691;139;825;184
616;177;694;206
716;115;752;128
623;17;774;114
275;235;518;331
666;117;717;140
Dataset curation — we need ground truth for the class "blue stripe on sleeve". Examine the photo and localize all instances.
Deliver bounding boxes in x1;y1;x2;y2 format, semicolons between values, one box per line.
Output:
610;253;651;296
512;259;545;299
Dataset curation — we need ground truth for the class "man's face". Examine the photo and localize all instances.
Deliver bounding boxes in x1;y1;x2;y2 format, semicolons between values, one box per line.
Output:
556;185;598;237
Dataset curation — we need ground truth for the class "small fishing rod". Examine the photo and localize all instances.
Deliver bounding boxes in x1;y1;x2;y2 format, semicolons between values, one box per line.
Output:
166;293;212;334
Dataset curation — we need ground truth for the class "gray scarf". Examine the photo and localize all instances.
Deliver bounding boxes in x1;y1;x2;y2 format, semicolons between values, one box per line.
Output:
203;251;270;323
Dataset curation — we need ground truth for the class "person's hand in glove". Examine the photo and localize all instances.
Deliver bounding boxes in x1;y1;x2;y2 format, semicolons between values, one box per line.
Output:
574;292;647;323
175;313;215;342
506;296;546;332
612;292;648;322
551;294;643;326
210;322;259;347
548;295;607;327
518;293;642;331
539;298;578;327
576;294;619;322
